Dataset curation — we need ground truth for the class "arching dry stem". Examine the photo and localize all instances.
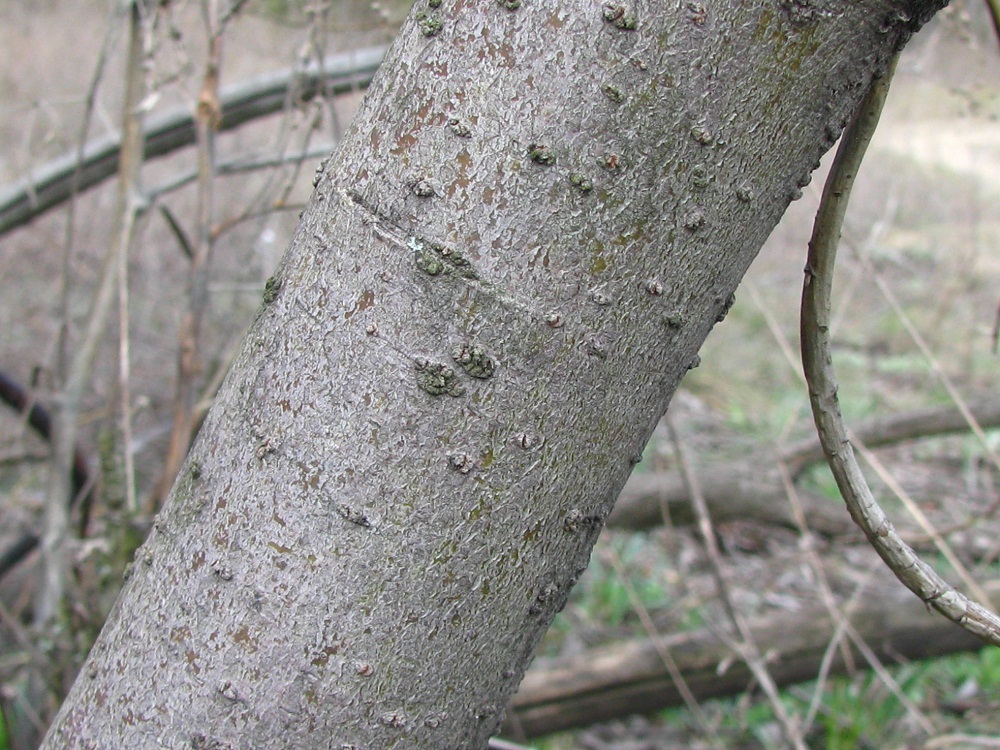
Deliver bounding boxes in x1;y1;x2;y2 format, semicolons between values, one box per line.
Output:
800;54;1000;646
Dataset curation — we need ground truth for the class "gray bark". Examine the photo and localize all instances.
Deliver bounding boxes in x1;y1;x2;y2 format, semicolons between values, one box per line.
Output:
40;2;946;748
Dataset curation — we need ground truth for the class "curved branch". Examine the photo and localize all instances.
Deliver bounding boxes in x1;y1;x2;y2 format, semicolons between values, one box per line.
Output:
0;46;386;236
800;56;1000;645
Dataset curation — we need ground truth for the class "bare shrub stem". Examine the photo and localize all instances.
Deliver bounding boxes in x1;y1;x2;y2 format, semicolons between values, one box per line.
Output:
800;54;1000;645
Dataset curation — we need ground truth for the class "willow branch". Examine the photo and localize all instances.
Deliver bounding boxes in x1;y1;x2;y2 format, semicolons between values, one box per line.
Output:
800;55;1000;646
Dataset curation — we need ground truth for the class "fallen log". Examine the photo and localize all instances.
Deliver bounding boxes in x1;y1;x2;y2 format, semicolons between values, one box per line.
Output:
504;579;1000;738
608;395;1000;536
608;469;851;536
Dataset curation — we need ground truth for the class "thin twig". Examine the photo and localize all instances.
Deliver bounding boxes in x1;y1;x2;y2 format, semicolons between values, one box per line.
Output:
55;0;120;380
800;54;1000;645
991;297;999;354
843;622;935;735
782;461;934;737
745;280;803;381
145;143;333;201
38;0;119;603
776;460;860;729
849;245;1000;475
226;63;327;231
158;204;195;260
0;46;387;236
668;417;808;750
926;734;1000;749
603;545;725;748
851;432;995;611
153;0;228;508
116;0;154;517
37;0;148;626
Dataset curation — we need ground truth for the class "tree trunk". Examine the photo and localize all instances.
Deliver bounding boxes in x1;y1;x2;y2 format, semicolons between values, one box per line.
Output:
40;2;946;748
